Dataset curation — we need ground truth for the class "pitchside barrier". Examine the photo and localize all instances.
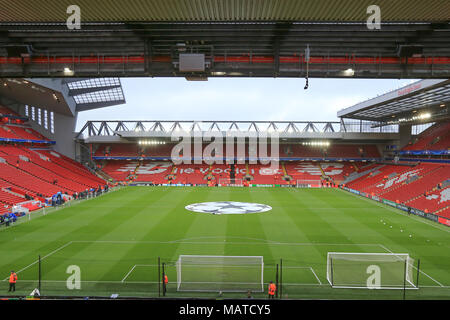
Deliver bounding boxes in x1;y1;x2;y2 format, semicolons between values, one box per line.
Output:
1;186;124;228
296;180;322;188
218;178;244;187
5;252;449;300
341;186;450;227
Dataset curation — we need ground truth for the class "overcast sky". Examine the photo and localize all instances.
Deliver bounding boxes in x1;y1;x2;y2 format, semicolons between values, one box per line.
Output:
75;77;418;131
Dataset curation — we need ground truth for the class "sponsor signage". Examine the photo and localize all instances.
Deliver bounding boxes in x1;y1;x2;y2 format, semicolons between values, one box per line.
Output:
343;188;441;224
438;217;450;226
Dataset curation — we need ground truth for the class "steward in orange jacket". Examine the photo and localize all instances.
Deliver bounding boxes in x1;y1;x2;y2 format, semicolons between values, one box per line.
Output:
8;271;17;292
268;281;276;299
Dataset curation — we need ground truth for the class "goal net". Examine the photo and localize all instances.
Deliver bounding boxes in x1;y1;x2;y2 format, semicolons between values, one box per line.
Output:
296;179;322;188
218;178;243;187
326;252;417;289
176;255;264;292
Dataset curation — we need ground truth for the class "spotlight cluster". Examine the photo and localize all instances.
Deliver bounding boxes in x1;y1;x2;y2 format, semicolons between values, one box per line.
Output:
302;141;330;147
388;112;431;124
138;140;166;145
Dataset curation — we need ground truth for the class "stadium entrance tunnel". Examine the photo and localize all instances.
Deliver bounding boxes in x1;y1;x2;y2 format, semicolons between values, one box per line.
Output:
185;201;272;215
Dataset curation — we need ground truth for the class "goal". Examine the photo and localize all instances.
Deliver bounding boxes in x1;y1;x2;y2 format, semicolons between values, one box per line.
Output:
296;179;322;188
218;178;243;187
326;252;417;289
176;255;264;292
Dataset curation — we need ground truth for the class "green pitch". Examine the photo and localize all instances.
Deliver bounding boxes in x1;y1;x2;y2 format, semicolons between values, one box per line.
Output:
0;186;449;299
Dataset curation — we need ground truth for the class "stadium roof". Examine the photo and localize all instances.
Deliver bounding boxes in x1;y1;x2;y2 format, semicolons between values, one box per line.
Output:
0;1;449;78
1;0;449;22
0;77;125;115
63;78;126;111
337;79;450;123
76;120;400;144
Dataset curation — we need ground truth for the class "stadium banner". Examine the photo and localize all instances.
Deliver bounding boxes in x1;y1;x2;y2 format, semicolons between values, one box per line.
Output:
371;195;380;201
408;207;439;222
386;157;450;164
252;184;274;188
398;150;450;156
0;137;56;144
341;187;442;225
343;187;360;195
438;217;450;226
382;199;397;207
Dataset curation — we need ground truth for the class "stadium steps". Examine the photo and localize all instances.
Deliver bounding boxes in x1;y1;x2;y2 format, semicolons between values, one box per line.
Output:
46;151;105;186
244;163;254;180
165;164;177;181
204;164;213;179
0;164;64;197
97;169;114;182
357;165;419;193
23;150;97;189
13;158;85;192
12;163;76;193
0;190;24;206
1;187;26;199
429;130;450;150
404;187;437;204
382;166;448;203
377;165;442;198
434;205;450;215
318;163;326;177
343;165;383;185
281;162;292;181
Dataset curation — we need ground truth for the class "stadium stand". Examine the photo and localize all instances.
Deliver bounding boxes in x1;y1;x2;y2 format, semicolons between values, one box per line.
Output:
6;125;49;141
0;143;105;204
93;143;381;159
403;122;450;151
102;161;139;181
0;105;21;117
135;161;173;184
345;162;450;215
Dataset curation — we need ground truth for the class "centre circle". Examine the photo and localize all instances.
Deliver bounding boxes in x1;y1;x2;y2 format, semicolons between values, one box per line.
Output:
185;201;272;215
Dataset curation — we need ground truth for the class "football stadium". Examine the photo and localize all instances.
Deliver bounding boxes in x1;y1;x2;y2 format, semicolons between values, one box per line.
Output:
0;0;449;305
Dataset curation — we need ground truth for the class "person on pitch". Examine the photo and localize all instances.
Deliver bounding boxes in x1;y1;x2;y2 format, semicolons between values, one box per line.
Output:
268;281;276;299
8;270;17;292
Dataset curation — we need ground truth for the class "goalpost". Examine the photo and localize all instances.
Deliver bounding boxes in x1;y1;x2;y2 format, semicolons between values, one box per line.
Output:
176;255;264;292
296;179;322;188
326;252;418;289
218;178;243;187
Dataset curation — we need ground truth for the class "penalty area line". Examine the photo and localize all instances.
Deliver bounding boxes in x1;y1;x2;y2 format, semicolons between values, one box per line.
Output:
2;241;73;281
378;243;445;287
121;264;155;283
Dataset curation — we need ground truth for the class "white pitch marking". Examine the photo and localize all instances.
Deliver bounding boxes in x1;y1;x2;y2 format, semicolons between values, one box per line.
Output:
309;267;322;285
378;244;445;287
2;241;73;281
121;264;155;283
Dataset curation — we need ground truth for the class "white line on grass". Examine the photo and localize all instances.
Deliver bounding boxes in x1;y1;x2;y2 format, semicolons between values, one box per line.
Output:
378;243;445;287
121;264;155;282
2;241;73;281
309;267;322;285
0;187;124;233
70;239;384;247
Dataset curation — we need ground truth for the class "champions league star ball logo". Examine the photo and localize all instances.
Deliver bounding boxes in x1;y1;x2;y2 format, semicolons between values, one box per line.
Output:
185;202;272;215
